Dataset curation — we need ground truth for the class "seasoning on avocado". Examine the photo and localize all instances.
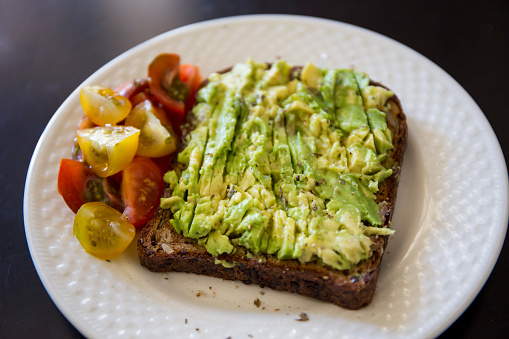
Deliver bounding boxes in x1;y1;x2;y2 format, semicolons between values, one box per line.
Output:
161;59;395;271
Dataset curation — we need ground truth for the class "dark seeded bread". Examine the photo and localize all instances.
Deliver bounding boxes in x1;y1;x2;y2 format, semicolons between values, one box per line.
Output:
138;68;407;310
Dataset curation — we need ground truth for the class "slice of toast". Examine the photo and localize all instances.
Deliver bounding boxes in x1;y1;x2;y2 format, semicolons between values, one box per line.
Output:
138;62;407;309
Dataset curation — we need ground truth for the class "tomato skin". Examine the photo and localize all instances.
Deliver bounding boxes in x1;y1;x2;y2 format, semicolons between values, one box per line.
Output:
73;202;135;260
57;159;123;213
121;157;165;227
130;92;153;107
115;78;149;100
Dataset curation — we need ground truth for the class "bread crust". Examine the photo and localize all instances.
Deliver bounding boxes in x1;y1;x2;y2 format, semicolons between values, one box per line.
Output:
137;69;407;310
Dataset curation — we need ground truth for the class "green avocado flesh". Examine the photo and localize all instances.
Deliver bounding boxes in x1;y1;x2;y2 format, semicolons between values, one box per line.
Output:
161;59;396;270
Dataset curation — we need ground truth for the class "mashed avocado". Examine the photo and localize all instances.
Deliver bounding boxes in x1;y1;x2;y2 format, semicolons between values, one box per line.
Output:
161;59;395;270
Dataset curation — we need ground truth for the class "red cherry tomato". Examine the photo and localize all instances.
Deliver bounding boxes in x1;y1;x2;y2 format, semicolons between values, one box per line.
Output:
115;78;150;100
130;91;154;107
180;63;202;112
120;157;165;227
57;158;123;213
151;154;173;175
148;53;185;116
148;54;202;119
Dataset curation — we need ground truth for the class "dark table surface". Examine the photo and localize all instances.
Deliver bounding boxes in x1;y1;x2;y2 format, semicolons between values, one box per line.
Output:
2;0;508;337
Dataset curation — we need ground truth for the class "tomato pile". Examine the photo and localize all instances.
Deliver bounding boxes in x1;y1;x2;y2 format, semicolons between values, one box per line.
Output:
57;53;201;260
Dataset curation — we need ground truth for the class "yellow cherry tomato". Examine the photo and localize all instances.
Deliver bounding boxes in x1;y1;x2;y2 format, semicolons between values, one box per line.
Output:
80;85;132;126
73;202;135;260
77;126;140;177
125;100;177;158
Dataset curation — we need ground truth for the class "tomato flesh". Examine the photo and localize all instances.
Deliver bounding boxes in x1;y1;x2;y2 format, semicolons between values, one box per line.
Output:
121;157;165;227
57;159;123;213
180;63;202;113
125;100;177;158
73;202;135;260
77;126;140;177
80;85;132;126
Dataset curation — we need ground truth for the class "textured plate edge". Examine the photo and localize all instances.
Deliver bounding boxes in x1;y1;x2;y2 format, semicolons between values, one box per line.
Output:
421;89;509;337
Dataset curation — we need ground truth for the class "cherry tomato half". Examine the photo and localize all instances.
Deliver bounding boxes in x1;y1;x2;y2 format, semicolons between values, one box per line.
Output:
130;92;153;107
125;100;177;158
57;159;123;213
148;54;202;118
180;63;202;112
77;126;140;177
80;85;132;126
121;157;165;227
148;53;185;116
115;78;150;100
72;116;96;161
73;202;135;260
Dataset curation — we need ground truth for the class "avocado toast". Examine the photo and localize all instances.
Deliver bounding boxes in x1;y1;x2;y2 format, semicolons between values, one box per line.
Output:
138;59;407;309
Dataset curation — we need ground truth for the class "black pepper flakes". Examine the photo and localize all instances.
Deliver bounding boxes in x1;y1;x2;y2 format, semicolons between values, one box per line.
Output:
227;186;236;199
295;312;309;322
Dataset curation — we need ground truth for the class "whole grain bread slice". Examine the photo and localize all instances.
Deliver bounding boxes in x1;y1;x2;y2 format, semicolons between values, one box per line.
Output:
137;70;407;310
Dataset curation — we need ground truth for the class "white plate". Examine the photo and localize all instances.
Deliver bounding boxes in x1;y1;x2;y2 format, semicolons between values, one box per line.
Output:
24;15;509;339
